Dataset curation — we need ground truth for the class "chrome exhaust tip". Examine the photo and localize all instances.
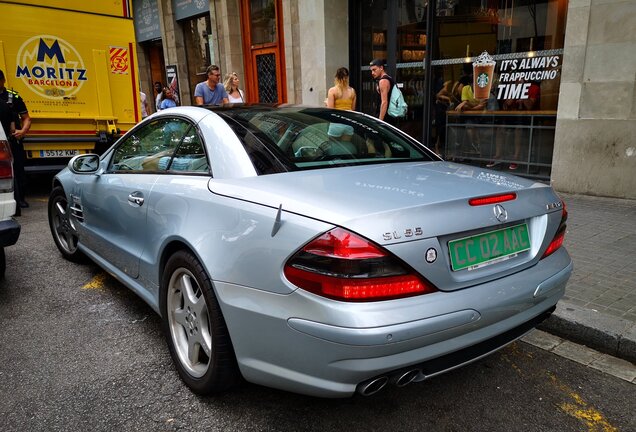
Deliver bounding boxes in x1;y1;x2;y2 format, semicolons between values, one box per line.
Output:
356;376;389;396
393;369;421;387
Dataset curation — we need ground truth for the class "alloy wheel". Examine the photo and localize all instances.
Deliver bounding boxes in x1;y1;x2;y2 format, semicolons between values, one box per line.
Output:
167;267;212;378
51;195;79;254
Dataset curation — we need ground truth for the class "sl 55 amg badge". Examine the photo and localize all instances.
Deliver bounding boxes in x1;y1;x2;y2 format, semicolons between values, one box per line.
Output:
383;227;423;241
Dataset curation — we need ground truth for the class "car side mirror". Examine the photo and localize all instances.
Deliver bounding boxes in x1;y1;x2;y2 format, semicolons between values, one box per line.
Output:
68;154;100;174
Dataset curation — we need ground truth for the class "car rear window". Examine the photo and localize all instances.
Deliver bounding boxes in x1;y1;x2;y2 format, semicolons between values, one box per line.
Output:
219;107;435;173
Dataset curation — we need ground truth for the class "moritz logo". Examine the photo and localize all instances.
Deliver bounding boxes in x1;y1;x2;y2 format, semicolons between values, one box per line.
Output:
15;35;87;99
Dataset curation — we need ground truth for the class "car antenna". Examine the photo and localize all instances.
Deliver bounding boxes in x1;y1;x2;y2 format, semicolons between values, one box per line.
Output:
271;204;283;237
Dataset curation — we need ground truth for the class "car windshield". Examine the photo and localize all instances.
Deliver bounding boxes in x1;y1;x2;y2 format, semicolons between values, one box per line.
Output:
219;106;435;172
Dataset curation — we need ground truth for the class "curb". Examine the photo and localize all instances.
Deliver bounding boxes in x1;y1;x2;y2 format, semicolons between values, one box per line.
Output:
538;300;636;365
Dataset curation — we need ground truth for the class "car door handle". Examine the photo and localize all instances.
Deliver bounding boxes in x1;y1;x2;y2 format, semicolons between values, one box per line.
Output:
128;194;145;206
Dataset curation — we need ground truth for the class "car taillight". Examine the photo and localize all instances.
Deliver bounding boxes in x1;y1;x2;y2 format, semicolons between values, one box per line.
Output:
0;140;14;192
284;227;437;301
542;200;567;259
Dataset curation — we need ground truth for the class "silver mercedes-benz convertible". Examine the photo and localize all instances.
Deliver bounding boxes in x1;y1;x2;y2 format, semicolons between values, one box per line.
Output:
48;105;571;398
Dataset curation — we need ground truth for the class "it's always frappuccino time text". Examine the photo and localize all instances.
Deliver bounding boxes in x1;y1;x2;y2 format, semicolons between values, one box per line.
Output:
496;55;560;100
471;51;561;101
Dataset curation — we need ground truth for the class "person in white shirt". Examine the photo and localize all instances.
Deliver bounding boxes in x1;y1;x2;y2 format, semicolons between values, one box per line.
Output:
154;81;163;111
223;72;245;103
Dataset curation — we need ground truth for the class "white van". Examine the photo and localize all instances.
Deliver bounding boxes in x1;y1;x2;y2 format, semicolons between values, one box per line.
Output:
0;124;21;278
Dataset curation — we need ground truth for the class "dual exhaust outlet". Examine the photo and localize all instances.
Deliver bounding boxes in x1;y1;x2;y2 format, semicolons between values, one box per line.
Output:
356;368;423;396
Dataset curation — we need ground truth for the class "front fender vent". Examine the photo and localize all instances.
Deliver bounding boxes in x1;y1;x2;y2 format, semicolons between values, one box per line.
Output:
70;203;84;223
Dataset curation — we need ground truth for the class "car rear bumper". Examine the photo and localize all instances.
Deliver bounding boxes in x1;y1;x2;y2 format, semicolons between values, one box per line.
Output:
215;247;572;398
0;219;21;247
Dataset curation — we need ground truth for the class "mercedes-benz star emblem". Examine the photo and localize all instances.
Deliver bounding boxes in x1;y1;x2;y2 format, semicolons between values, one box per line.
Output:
493;204;508;223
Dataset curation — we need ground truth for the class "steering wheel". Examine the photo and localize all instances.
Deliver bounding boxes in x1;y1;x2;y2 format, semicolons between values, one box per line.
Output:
294;146;325;159
313;141;356;162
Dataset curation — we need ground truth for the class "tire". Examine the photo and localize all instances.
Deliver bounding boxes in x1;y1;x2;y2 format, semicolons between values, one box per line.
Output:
160;250;239;395
0;247;5;279
48;186;85;262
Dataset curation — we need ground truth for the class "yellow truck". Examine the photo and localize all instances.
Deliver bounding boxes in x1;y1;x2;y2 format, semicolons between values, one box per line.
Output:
0;0;141;172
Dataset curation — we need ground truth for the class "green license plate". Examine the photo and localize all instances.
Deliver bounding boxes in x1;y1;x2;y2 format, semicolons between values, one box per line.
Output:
448;223;530;271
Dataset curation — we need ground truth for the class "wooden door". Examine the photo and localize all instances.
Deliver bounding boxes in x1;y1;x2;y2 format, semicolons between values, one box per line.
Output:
240;0;286;103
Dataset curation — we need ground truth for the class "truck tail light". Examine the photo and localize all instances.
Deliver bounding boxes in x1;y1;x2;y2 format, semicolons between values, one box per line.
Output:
284;227;437;302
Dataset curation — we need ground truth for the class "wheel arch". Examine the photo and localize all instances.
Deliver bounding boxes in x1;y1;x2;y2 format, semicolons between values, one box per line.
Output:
157;240;215;317
51;177;66;194
160;239;191;272
158;238;241;393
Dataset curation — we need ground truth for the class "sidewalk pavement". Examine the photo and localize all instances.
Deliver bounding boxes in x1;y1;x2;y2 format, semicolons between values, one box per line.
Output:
537;192;636;364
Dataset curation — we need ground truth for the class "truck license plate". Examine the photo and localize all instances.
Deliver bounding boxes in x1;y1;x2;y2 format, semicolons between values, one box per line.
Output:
448;223;530;271
38;150;80;158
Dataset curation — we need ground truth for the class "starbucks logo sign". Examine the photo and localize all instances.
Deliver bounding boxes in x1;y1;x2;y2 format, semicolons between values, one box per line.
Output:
477;72;489;89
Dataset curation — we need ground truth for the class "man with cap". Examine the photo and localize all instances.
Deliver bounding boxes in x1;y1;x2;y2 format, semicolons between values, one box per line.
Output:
369;58;396;125
0;69;31;211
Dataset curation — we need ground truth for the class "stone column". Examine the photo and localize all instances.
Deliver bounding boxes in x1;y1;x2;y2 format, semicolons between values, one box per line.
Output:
283;0;349;105
552;0;636;199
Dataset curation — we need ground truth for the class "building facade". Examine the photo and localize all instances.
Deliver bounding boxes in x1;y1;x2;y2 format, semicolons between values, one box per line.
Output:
132;0;636;199
551;0;636;198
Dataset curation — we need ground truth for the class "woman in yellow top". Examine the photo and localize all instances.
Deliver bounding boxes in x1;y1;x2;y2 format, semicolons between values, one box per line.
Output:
327;67;356;111
455;78;486;112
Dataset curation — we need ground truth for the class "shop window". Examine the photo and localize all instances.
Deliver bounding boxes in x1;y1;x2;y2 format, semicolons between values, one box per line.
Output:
359;1;388;117
183;15;212;102
359;0;428;140
431;0;567;179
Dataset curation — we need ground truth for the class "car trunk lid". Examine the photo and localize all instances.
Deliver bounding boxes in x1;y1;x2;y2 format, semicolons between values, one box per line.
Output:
208;161;558;243
208;162;565;291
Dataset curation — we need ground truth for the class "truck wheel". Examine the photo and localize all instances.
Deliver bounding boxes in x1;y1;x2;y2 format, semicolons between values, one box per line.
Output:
0;248;5;279
48;186;85;262
160;250;239;395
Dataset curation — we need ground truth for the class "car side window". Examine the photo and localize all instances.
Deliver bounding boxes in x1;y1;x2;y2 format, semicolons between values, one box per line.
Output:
169;128;209;173
109;118;190;172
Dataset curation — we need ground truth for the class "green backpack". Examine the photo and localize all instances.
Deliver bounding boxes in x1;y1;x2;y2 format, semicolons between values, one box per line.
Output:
387;82;408;118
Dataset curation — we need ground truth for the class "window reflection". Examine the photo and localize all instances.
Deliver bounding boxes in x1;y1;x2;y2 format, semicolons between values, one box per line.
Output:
110;119;191;172
435;0;566;58
250;0;277;45
171;129;209;173
397;0;428;139
184;15;212;100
